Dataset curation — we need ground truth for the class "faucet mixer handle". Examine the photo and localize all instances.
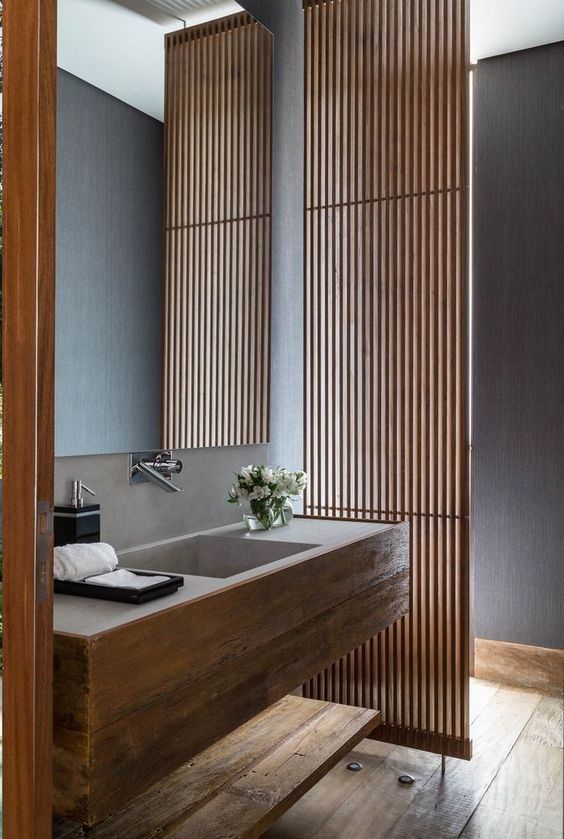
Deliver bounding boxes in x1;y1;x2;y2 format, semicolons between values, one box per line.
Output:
71;479;97;508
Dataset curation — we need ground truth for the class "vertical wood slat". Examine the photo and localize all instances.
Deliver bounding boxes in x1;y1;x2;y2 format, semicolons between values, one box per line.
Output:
303;0;471;759
163;15;272;449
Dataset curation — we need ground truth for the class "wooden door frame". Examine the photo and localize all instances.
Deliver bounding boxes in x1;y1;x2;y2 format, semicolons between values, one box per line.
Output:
2;0;57;836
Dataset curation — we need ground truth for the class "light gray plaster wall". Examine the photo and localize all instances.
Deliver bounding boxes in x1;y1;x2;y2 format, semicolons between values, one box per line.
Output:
56;69;163;457
55;444;269;550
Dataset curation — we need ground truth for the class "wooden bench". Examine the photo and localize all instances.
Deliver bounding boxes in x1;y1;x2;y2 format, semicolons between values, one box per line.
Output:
54;695;380;838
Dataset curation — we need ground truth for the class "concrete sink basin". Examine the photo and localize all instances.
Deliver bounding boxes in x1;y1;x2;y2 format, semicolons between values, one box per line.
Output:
121;533;320;579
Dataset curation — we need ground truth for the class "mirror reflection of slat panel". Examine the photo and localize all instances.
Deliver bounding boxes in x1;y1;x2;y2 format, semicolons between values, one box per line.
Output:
163;14;272;448
303;0;470;759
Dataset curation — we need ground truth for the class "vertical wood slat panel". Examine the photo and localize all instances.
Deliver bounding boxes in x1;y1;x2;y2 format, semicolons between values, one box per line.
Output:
303;0;471;759
163;15;272;449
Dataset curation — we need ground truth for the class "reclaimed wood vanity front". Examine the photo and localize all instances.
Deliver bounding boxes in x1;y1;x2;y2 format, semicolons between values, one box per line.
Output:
53;518;409;825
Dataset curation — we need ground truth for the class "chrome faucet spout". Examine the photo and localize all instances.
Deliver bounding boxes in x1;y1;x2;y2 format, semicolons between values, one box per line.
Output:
129;451;184;492
135;460;184;492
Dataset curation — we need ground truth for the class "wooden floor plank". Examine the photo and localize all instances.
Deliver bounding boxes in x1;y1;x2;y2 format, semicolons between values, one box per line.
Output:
530;760;564;838
311;745;442;839
462;691;564;839
356;687;542;839
460;806;538;838
265;741;440;839
522;695;563;748
469;679;500;723
470;737;562;822
263;739;395;838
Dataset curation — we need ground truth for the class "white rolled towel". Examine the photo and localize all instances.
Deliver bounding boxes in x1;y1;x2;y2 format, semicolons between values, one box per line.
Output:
54;542;119;582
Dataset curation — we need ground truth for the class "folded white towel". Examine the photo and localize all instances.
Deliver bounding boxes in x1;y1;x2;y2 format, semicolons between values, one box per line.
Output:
85;569;170;589
54;542;119;582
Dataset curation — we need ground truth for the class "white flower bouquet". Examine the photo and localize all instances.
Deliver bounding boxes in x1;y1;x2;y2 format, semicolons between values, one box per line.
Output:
228;465;308;530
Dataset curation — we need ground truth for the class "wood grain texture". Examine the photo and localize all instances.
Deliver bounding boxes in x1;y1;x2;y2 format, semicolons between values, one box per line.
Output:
55;524;408;732
53;525;409;824
52;696;380;839
163;14;272;449
2;0;57;835
475;638;564;697
266;681;497;838
54;681;563;839
522;696;563;749
76;696;330;839
469;736;562;826
78;570;407;821
264;680;560;839
302;0;470;758
167;701;379;839
383;687;539;839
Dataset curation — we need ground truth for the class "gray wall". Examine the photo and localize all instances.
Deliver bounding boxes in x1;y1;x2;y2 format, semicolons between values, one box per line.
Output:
473;42;564;650
56;70;163;456
240;1;304;473
55;444;268;550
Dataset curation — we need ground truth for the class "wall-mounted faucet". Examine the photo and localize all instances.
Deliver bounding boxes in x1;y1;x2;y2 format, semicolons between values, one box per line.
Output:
129;451;184;493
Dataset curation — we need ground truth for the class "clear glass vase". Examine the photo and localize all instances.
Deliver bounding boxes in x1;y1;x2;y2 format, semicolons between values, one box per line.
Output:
244;501;294;531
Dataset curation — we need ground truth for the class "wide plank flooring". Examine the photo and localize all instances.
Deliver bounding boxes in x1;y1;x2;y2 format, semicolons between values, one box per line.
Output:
264;679;563;839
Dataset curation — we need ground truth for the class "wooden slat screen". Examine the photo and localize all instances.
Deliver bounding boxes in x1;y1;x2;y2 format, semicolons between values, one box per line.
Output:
303;0;471;758
163;15;272;448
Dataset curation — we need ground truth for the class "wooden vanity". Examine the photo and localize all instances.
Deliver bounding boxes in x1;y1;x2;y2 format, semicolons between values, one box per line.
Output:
53;518;409;825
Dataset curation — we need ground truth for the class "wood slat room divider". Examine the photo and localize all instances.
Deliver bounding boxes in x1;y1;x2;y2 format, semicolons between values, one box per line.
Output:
163;14;272;449
302;0;471;758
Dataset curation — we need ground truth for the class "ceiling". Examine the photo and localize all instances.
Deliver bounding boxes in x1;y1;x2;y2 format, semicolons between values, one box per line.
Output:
141;0;234;17
58;0;564;121
471;0;564;61
57;0;242;121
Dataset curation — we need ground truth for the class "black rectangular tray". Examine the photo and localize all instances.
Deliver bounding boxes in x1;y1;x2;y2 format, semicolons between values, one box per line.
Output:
54;568;185;604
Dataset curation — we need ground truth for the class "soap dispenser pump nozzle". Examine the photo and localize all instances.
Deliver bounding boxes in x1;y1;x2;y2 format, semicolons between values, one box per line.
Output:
71;480;97;509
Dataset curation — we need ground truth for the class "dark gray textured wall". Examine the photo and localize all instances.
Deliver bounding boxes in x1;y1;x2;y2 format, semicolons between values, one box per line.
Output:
56;69;163;456
473;42;564;650
239;1;304;473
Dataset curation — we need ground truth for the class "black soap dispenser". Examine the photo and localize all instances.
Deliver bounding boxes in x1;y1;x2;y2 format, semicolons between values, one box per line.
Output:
54;480;101;547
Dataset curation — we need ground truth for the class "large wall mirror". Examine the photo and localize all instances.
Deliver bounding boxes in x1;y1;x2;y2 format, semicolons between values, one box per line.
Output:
55;0;272;456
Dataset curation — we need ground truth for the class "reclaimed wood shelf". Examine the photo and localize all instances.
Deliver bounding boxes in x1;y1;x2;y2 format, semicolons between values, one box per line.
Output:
54;695;380;839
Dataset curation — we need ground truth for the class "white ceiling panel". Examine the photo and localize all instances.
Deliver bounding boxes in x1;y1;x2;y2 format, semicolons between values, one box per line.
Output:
147;0;236;14
57;0;241;121
471;0;564;61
